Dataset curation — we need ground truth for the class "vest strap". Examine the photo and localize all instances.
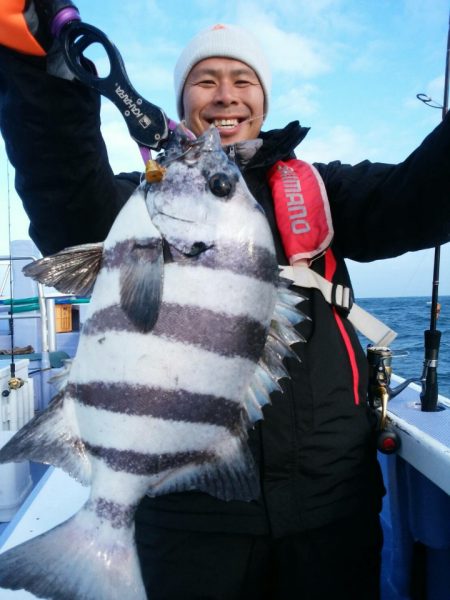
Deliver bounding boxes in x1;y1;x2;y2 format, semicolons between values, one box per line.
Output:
280;265;397;347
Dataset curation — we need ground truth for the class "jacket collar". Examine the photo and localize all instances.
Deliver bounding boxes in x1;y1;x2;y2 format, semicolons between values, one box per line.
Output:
223;121;310;170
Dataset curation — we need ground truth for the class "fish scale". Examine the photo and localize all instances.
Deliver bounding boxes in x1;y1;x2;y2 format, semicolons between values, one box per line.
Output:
0;127;306;600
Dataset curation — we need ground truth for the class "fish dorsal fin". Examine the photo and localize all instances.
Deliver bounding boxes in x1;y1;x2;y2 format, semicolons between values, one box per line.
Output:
243;281;307;424
23;242;104;297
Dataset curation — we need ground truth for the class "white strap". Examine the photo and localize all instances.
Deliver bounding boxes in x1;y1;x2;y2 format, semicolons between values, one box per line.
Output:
280;265;397;346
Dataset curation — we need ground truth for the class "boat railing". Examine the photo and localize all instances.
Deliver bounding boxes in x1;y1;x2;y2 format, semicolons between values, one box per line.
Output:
0;263;10;299
0;255;55;370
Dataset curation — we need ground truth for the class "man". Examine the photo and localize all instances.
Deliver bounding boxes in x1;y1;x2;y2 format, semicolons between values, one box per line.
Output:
1;9;450;600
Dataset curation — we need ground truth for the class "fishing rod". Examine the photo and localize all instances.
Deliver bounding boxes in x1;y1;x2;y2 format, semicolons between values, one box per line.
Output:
2;159;25;395
416;11;450;412
367;12;450;445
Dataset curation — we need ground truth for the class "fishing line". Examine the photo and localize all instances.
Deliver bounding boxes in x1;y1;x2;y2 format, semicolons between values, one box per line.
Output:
244;113;266;124
6;160;15;371
402;249;432;296
4;157;24;390
158;114;267;167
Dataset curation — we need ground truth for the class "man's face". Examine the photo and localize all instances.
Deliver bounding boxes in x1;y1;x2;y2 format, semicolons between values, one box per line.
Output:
182;57;265;144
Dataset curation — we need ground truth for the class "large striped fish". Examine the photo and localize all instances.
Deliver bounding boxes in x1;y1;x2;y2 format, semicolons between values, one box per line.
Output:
0;127;305;600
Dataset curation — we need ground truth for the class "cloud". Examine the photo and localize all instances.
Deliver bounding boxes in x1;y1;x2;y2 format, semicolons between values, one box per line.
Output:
118;0;168;24
401;0;449;29
272;84;319;119
348;247;450;298
236;4;332;78
0;155;30;254
100;107;145;174
298;124;382;164
126;62;174;95
349;39;393;73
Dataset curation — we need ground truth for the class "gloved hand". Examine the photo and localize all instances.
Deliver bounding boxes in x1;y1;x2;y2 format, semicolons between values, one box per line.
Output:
0;1;80;78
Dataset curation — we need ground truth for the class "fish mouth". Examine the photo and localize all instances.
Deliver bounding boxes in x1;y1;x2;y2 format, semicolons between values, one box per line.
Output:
155;209;197;223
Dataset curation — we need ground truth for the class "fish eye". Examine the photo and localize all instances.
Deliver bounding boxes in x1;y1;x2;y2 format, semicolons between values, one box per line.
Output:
208;172;233;197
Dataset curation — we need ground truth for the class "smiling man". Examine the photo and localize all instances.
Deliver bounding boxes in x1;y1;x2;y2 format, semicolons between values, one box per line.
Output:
132;24;450;600
1;13;450;600
182;57;265;143
174;24;269;144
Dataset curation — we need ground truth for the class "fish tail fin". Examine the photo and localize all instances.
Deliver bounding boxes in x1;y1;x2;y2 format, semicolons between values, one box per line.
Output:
0;503;147;600
0;392;91;484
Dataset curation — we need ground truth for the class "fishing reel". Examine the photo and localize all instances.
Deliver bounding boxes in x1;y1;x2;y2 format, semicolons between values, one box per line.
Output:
367;345;402;454
1;376;25;398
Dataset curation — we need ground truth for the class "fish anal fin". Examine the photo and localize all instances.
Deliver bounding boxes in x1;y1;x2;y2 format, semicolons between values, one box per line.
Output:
0;393;91;485
147;438;259;502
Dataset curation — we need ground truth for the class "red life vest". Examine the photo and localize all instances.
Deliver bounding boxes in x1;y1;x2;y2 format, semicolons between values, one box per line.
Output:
267;158;396;404
267;159;334;265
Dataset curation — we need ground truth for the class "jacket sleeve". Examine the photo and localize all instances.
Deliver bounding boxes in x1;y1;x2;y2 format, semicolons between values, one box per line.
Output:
315;114;450;262
0;46;139;256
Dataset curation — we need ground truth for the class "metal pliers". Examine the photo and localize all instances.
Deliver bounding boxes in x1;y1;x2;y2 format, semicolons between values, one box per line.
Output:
44;1;179;153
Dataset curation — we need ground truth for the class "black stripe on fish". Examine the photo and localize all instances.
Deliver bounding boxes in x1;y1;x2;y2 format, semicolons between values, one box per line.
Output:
67;382;244;431
85;498;136;529
102;240;277;282
83;304;268;361
84;443;216;475
134;443;260;502
187;244;277;283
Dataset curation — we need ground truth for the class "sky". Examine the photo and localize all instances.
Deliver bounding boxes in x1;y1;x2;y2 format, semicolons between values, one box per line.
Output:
0;0;449;298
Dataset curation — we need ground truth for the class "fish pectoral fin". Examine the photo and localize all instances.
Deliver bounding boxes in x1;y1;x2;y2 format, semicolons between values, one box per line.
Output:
23;242;104;297
120;237;164;332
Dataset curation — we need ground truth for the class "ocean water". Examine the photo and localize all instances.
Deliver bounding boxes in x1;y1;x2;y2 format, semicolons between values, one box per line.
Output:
2;294;450;398
357;296;450;399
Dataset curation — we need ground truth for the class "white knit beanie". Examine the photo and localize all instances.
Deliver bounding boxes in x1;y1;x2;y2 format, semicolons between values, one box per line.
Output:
174;24;271;119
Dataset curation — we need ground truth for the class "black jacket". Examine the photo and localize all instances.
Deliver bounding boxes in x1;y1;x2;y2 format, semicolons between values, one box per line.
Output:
2;48;450;537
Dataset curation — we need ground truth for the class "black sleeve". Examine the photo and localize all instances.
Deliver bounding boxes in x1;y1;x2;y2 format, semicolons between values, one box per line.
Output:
0;46;140;256
315;114;450;262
